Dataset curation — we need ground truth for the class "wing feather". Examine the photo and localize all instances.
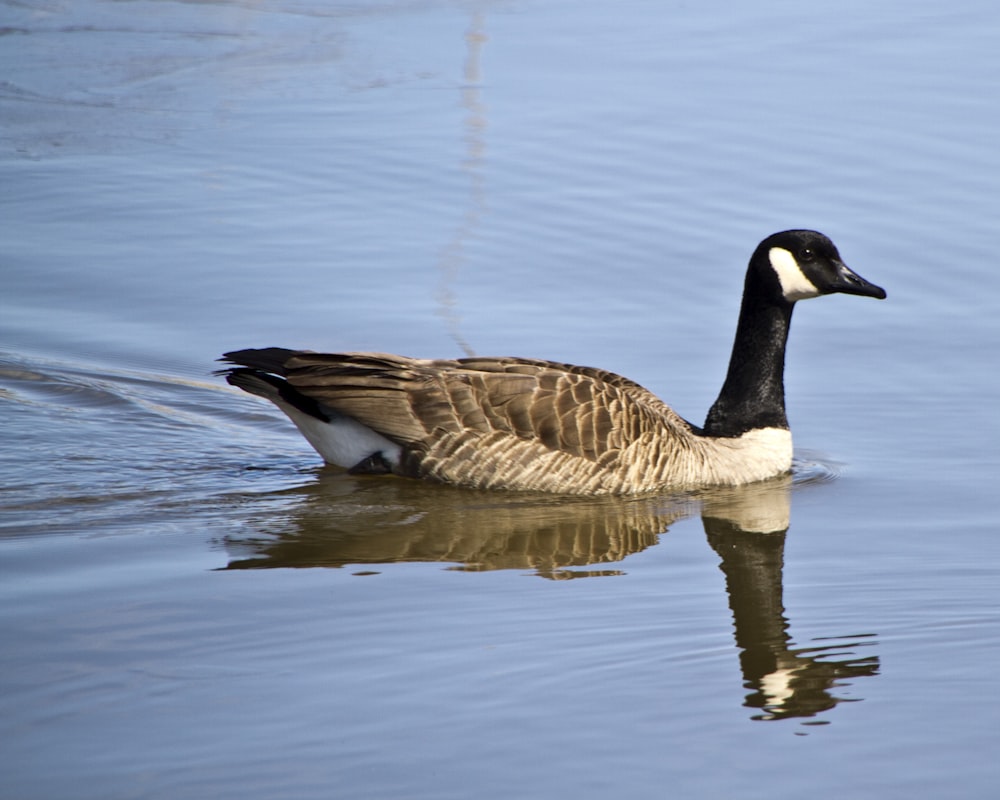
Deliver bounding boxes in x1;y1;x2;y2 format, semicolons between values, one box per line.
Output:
272;352;694;463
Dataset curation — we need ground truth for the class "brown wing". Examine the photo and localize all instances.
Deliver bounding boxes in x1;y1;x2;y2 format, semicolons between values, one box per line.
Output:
280;352;696;462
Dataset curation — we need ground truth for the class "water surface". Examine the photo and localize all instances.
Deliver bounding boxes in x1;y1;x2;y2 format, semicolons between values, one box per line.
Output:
3;1;1000;798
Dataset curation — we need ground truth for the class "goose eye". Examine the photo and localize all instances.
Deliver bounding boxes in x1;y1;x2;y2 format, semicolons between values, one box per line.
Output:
799;248;815;263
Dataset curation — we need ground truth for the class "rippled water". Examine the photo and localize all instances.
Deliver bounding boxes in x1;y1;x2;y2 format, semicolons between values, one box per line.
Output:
3;1;1000;798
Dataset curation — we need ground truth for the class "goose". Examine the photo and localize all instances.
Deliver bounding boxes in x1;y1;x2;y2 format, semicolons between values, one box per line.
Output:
219;230;885;495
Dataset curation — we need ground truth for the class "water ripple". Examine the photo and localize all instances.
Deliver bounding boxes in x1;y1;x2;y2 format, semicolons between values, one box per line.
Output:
791;452;844;486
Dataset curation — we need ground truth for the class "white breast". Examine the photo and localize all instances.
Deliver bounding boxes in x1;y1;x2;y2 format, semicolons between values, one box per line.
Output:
698;427;794;486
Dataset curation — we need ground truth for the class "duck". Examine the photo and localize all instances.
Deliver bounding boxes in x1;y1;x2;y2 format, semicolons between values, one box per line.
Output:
219;230;885;495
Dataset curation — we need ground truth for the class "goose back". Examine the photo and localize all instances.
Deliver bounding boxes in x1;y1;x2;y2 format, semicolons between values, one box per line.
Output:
222;349;774;494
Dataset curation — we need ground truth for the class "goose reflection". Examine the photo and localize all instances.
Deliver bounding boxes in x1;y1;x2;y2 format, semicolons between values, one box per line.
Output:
222;471;878;721
223;474;690;578
700;487;879;721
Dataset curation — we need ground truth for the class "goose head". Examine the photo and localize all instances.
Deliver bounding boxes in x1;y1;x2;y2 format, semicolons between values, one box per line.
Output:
755;230;887;304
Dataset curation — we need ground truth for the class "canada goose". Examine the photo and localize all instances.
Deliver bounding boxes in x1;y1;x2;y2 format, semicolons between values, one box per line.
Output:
220;230;885;495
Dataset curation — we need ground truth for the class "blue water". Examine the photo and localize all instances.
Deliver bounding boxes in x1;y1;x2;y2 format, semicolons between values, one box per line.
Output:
2;1;1000;798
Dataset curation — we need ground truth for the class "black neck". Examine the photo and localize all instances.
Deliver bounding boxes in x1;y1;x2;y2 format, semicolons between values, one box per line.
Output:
703;271;794;438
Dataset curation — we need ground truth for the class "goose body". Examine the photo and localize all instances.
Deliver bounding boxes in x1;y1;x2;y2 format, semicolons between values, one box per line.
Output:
220;230;885;495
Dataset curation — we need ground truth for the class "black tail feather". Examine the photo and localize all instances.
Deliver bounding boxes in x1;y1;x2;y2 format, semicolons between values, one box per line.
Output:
218;347;302;375
222;364;329;422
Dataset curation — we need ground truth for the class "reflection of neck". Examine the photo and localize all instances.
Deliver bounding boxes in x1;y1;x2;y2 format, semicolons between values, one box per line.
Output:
704;518;789;679
703;272;793;437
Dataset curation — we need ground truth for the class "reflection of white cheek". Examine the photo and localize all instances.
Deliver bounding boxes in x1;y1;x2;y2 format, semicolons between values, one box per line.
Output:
769;247;821;301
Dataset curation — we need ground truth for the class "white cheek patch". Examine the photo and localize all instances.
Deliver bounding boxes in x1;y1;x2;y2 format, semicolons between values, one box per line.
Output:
768;246;821;301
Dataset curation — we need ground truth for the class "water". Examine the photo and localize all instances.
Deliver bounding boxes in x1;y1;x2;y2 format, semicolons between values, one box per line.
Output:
3;1;1000;797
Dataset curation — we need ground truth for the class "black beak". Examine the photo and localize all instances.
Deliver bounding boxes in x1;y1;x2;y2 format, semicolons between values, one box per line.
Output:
829;261;887;299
